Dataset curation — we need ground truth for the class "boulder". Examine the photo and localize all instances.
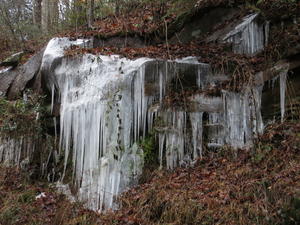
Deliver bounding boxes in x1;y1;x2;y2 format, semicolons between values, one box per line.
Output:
0;51;24;68
7;48;45;100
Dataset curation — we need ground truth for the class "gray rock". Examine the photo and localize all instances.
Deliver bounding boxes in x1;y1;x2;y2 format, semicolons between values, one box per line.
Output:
7;48;45;100
0;68;18;96
170;7;239;44
93;35;145;48
0;51;24;68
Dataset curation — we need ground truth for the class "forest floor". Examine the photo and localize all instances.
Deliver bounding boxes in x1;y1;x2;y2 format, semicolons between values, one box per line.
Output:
0;120;299;225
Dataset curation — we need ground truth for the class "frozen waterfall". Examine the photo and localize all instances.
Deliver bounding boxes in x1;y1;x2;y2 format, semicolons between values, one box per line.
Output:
42;38;213;211
41;37;266;211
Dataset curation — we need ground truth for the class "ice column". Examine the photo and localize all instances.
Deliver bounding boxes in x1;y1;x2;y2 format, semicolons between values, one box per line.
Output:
189;112;203;158
223;87;264;149
280;70;288;122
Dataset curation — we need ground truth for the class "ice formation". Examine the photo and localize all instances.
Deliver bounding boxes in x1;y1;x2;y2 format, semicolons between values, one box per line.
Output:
0;136;34;169
280;69;288;122
222;87;264;149
38;34;270;211
223;13;269;55
41;38;215;211
0;12;287;212
156;87;264;166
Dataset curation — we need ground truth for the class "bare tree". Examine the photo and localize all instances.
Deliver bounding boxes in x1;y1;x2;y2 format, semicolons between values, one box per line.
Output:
41;0;49;32
33;0;42;27
87;0;95;29
41;0;59;33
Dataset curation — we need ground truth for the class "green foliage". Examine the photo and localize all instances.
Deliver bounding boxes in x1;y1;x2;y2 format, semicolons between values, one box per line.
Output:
281;197;300;225
0;206;21;224
17;190;35;204
251;143;272;163
0;91;46;136
139;133;157;165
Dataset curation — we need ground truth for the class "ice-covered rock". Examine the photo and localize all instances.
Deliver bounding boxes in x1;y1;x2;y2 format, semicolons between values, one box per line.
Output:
223;13;269;55
41;38;213;211
42;38;268;210
39;37;269;211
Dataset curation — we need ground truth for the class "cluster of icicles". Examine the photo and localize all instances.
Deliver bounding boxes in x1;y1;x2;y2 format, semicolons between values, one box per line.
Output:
0;136;33;167
40;36;271;211
223;13;269;55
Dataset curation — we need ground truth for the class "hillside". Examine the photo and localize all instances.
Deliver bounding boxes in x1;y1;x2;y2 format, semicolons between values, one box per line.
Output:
0;0;300;224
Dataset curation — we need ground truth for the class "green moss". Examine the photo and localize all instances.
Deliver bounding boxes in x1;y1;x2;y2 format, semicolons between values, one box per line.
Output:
139;133;157;165
281;197;300;225
0;92;47;137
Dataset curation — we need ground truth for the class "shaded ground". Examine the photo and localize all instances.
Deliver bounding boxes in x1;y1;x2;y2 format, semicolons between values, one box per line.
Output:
0;120;299;225
0;166;98;225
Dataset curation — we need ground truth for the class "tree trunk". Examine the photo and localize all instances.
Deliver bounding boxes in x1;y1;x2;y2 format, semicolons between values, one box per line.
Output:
33;0;42;28
49;0;59;32
87;0;95;29
0;4;19;46
41;0;49;32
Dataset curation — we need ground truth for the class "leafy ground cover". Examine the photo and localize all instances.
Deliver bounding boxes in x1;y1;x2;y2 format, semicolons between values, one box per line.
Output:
0;166;99;225
98;120;300;225
0;120;299;225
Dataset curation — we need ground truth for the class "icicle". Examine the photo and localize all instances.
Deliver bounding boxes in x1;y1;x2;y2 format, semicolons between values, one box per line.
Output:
51;84;55;114
158;133;165;169
280;70;288;122
251;86;264;134
53;117;57;143
189;112;203;158
264;21;270;46
157;111;187;169
222;88;264;149
207;112;225;147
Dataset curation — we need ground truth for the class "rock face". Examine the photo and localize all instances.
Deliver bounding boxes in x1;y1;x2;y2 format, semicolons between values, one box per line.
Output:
0;12;281;212
37;29;265;210
93;35;145;48
7;48;45;99
0;68;18;97
170;7;239;44
0;49;45;99
0;52;24;68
